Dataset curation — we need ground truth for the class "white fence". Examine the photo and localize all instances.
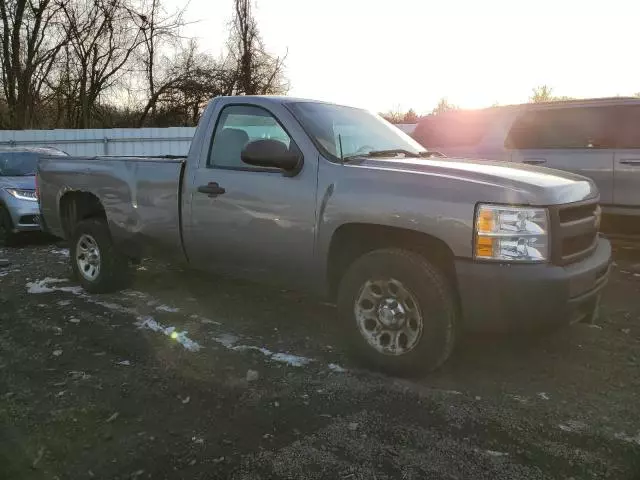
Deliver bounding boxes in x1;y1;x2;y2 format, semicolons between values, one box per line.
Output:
0;127;195;156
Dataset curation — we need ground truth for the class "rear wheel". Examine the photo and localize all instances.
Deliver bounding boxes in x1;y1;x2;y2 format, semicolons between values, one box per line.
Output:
70;218;130;293
0;205;16;247
338;249;457;376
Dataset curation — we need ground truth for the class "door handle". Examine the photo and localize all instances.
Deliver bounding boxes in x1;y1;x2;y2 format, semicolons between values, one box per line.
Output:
523;159;547;165
620;159;640;166
197;182;226;197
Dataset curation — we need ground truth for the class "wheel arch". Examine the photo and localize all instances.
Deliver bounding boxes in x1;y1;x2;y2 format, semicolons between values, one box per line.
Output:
326;223;457;299
58;191;107;239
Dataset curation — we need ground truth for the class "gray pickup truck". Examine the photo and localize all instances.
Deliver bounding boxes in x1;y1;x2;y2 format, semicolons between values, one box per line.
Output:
38;96;612;374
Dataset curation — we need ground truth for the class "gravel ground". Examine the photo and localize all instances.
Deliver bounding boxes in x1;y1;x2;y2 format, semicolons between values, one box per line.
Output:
0;237;639;480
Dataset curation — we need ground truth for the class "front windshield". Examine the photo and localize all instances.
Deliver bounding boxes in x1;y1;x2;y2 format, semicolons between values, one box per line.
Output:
0;152;39;176
289;102;427;160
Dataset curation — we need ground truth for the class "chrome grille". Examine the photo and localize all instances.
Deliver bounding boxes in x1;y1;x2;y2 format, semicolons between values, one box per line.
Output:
549;199;600;266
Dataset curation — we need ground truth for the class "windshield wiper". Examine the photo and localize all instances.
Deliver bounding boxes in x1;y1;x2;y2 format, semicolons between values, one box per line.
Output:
418;151;446;158
342;149;447;163
367;149;423;158
342;149;422;162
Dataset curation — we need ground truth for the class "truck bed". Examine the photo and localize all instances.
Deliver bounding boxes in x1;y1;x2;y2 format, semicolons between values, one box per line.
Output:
38;155;186;260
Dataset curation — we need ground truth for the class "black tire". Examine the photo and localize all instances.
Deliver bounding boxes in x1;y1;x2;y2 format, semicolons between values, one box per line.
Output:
338;248;457;376
70;218;130;293
0;205;16;247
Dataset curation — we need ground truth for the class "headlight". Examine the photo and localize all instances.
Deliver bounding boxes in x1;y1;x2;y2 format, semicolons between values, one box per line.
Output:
474;204;549;262
5;188;38;201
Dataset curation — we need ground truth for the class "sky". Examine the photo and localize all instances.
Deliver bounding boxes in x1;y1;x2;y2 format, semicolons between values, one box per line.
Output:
171;0;640;114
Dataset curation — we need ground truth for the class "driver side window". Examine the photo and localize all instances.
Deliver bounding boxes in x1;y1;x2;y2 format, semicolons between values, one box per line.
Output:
207;105;292;169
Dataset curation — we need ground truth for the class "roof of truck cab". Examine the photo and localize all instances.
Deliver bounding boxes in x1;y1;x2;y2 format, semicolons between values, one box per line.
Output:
216;95;355;108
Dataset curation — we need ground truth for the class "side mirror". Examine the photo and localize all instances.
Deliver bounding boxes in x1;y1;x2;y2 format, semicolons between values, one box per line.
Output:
241;139;302;175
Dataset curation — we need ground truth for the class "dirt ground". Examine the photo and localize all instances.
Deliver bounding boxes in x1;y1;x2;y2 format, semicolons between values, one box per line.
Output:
0;236;639;480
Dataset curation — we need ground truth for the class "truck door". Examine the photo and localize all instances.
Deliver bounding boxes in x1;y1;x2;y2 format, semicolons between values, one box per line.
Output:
507;106;615;205
611;105;640;212
183;103;318;288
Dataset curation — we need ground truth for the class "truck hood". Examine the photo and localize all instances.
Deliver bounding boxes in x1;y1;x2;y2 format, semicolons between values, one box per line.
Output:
353;157;597;205
0;175;36;189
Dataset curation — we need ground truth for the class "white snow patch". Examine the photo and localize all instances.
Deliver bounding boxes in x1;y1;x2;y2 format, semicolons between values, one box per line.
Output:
190;314;221;326
0;269;19;277
270;352;313;367
213;334;313;367
29;279;137;315
213;333;239;348
537;392;551;401
136;316;164;333
508;394;529;404
27;280;200;355
232;344;273;356
92;300;136;314
135;316;201;352
328;363;347;373
156;304;179;313
123;290;148;299
50;248;70;258
69;371;91;381
116;360;131;366
485;450;509;457
614;432;640;445
26;277;67;293
558;420;588;433
57;300;72;306
57;285;84;294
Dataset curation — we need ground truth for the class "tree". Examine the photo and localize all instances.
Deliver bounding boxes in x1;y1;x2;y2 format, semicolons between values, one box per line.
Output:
403;109;418;123
529;85;554;103
136;0;186;120
226;0;288;96
0;0;66;128
529;85;573;103
431;97;458;115
380;106;404;124
380;107;420;124
138;39;235;126
58;0;146;127
0;0;292;129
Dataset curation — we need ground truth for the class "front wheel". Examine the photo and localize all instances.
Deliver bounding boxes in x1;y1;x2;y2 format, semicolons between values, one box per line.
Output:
338;249;457;376
70;218;130;293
